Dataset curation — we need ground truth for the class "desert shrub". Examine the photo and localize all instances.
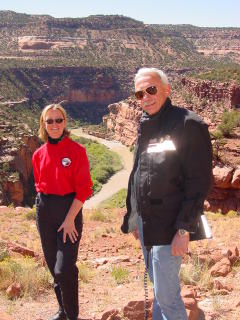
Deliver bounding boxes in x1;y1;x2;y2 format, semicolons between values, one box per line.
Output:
0;242;9;262
217;110;240;137
0;256;51;298
210;129;227;161
129;145;135;153
77;262;94;283
24;207;36;220
180;254;212;291
226;210;238;218
111;266;129;284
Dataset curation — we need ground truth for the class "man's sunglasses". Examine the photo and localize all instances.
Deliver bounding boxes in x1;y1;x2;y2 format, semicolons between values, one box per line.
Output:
135;86;158;100
45;118;64;124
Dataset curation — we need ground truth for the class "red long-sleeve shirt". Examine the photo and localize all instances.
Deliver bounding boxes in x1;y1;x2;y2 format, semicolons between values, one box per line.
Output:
32;136;92;203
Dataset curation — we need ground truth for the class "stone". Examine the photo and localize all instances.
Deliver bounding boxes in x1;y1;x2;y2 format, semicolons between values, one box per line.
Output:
123;300;146;320
181;286;199;320
6;282;21;299
101;308;121;320
213;166;234;189
225;246;239;264
6;242;36;258
209;257;231;277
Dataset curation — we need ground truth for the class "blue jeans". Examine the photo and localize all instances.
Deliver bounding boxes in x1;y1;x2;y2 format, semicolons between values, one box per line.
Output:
138;216;188;320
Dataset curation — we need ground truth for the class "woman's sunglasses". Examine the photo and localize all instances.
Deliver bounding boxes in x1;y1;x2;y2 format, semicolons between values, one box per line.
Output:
135;86;158;100
45;118;64;124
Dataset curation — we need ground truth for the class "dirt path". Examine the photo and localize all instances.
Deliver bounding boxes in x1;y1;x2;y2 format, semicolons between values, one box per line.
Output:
71;128;133;209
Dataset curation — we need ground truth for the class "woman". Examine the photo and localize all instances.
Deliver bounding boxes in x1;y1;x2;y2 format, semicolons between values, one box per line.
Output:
32;104;92;320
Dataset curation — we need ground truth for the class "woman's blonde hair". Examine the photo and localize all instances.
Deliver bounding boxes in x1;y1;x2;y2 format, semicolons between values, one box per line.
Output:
38;104;70;142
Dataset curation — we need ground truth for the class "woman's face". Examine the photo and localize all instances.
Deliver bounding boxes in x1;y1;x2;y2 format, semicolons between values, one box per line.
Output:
44;108;66;139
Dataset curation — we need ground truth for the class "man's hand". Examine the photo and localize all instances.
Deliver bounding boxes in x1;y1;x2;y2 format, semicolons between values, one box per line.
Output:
171;231;189;256
132;229;139;240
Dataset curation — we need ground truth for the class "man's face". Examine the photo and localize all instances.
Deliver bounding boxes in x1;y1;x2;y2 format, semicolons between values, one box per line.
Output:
135;74;170;115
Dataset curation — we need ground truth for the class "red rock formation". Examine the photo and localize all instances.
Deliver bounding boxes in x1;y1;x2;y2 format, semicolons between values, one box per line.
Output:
0;134;39;206
181;78;240;107
207;165;240;213
63;88;117;104
103;98;142;146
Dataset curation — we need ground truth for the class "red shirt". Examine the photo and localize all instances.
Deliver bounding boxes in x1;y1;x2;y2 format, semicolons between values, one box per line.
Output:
32;136;92;203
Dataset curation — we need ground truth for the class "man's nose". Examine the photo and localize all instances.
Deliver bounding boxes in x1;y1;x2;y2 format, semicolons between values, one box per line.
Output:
142;92;151;99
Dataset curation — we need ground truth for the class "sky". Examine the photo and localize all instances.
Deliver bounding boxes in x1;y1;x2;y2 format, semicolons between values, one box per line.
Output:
0;0;239;28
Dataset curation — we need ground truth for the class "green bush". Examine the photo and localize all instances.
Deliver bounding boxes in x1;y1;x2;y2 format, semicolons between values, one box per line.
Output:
24;207;36;220
226;210;238;218
111;266;129;284
217;110;240;137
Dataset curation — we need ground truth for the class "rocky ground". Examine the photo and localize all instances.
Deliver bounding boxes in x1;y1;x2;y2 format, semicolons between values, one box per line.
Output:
0;205;240;320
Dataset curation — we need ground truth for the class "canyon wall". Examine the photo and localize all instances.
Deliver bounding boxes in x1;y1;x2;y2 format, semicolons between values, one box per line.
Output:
181;78;240;107
0;131;39;206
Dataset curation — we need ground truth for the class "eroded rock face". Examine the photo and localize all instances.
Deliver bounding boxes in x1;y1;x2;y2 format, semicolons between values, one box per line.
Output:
103;98;142;146
207;165;240;213
18;36;87;50
0;133;39;206
181;78;240;107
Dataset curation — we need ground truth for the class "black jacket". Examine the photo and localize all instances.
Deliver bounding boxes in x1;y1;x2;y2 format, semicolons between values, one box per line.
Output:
121;98;213;246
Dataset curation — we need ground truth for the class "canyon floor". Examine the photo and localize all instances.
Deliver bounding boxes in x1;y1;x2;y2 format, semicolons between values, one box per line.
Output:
0;206;240;320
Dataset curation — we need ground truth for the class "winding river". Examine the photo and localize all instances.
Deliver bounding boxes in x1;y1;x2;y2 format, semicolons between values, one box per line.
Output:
71;128;133;209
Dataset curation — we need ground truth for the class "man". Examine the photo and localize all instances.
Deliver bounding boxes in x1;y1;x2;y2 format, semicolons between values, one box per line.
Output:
121;68;212;320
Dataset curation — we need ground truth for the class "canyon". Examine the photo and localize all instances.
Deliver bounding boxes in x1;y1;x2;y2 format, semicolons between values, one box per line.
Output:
0;11;240;213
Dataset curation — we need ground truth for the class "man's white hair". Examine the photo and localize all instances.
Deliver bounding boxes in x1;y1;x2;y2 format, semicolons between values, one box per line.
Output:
134;67;169;87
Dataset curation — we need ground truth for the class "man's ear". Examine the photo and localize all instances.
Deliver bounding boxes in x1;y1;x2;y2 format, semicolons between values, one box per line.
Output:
166;84;171;96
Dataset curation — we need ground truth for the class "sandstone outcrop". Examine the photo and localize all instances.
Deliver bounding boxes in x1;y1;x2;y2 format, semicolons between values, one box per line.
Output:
207;165;240;213
181;78;240;107
0;130;39;206
103;98;141;146
18;36;87;50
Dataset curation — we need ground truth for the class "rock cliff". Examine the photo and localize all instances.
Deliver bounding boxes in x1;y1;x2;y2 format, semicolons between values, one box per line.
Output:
181;78;240;107
0;131;39;206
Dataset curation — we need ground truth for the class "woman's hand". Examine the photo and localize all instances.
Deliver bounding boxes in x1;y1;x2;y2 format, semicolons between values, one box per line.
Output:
58;198;83;243
58;216;78;243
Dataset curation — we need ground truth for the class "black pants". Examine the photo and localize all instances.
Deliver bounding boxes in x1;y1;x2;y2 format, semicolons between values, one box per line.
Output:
36;192;82;320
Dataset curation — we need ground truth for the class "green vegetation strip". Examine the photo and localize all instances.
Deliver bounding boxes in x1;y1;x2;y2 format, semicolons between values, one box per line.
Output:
194;64;240;84
99;188;127;209
71;135;123;193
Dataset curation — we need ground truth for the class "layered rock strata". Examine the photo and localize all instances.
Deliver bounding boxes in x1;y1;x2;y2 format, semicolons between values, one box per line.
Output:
181;78;240;107
0;130;39;206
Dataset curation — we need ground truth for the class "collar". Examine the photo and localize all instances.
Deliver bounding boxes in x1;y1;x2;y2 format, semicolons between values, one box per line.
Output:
48;133;65;144
140;98;171;125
